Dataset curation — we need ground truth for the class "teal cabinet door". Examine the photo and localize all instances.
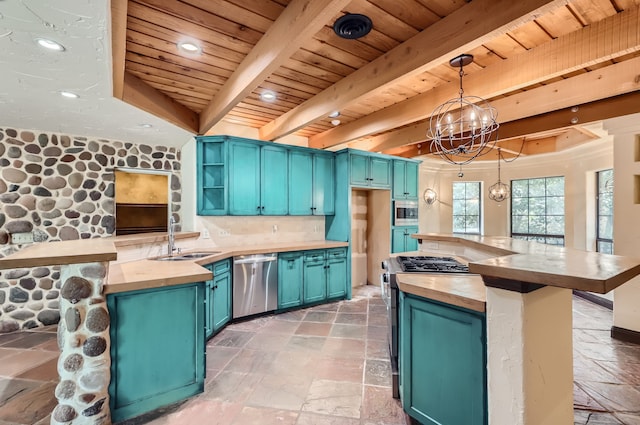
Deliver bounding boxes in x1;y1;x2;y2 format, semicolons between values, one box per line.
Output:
313;153;335;215
391;227;408;253
278;252;303;309
288;150;314;215
369;157;391;188
400;293;487;425
261;144;288;215
326;248;347;299
197;138;227;215
303;251;327;304
107;283;205;423
392;160;407;199
405;226;418;251
228;141;261;215
212;271;231;333
405;161;419;199
350;153;369;186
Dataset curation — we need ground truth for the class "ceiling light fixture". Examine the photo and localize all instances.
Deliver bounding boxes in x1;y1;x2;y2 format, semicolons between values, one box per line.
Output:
427;54;499;165
260;90;276;102
138;123;153;128
35;37;65;51
488;148;510;202
331;119;341;126
328;111;340;118
59;91;79;99
177;41;202;55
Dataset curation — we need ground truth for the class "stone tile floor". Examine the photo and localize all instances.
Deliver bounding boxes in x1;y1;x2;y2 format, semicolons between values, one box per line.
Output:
0;288;639;424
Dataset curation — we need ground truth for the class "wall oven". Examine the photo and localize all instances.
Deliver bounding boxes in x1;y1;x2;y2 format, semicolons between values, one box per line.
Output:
381;256;470;399
394;200;418;226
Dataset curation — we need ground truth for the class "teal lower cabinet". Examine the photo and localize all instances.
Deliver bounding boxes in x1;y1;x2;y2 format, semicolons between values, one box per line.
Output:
399;292;487;425
392;226;419;253
205;259;232;339
303;250;327;304
278;251;303;309
326;248;347;299
107;283;206;423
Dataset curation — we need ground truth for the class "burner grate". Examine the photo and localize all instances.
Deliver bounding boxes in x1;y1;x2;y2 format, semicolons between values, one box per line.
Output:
397;256;469;273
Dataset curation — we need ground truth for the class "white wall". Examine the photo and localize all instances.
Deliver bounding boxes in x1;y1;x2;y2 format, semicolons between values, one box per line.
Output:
605;114;640;333
418;131;613;251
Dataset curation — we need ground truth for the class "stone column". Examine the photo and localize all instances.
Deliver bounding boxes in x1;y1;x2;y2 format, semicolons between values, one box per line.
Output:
486;284;573;425
52;262;111;425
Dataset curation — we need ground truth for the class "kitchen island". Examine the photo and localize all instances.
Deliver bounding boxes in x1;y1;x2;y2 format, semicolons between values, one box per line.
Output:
0;233;348;425
399;233;640;425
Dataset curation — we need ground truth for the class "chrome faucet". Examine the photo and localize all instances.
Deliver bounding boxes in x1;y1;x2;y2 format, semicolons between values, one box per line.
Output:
168;216;176;256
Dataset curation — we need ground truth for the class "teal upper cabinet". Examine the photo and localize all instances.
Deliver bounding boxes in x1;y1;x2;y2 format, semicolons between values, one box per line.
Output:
197;137;227;215
393;160;419;200
228;140;288;215
400;292;487;425
349;151;391;188
289;150;335;215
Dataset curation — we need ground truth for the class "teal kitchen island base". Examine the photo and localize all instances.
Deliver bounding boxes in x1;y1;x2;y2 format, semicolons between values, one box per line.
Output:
399;292;487;425
107;282;206;423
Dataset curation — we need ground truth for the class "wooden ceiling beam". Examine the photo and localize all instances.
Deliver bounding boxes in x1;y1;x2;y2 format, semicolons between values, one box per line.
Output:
198;0;352;135
260;0;569;141
111;0;128;99
310;5;640;149
122;72;199;133
387;90;640;158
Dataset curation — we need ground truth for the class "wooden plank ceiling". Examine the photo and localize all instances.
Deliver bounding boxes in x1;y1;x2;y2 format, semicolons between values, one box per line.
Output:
111;0;640;159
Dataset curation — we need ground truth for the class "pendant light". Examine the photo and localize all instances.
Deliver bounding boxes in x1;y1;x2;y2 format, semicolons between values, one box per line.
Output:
427;54;499;165
488;148;510;202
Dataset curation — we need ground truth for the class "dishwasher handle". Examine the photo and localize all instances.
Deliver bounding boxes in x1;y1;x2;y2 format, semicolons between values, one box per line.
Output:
233;255;277;264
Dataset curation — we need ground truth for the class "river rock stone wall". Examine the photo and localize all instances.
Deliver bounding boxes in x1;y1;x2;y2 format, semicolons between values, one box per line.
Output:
53;261;111;425
0;127;182;333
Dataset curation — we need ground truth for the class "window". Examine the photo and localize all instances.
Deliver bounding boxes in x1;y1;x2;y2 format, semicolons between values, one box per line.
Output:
452;182;481;234
511;176;565;246
596;169;614;254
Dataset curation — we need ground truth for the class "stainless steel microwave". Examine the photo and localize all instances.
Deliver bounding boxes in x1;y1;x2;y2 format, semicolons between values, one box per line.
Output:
394;200;419;225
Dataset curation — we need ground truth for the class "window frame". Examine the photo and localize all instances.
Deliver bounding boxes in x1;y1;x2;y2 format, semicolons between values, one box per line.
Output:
510;176;565;246
452;181;482;235
596;169;614;254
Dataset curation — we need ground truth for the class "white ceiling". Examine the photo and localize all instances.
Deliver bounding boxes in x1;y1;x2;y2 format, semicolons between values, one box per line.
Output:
0;0;194;148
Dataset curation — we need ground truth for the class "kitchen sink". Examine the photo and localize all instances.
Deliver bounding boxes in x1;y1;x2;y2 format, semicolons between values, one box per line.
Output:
152;252;220;261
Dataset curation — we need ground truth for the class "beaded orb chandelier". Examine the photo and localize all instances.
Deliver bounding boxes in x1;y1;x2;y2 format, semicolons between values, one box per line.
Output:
427;54;499;165
488;148;510;202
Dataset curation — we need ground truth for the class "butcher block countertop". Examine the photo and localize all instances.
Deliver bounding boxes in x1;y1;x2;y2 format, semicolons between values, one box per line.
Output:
412;234;640;294
0;233;348;294
396;273;486;313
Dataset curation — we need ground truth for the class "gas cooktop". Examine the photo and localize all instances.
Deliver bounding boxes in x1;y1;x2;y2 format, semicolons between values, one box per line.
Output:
397;256;469;273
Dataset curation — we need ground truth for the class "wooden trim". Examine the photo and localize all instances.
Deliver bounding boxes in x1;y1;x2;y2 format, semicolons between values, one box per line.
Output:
110;0;128;99
122;72;199;133
573;290;613;310
198;0;352;135
611;326;640;345
482;276;546;294
310;5;640;150
261;0;569;141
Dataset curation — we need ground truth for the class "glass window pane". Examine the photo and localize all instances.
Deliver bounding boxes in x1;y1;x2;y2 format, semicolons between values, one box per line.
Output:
529;178;546;197
453;200;465;215
597;241;613;254
512;180;528;198
546;216;565;235
546;196;564;215
529;215;545;234
512;197;528;215
453;215;466;233
466;182;480;199
529;197;545;215
466;215;480;234
598;195;613;215
452;182;481;234
465;199;479;215
599;216;613;239
453;182;466;200
512;215;528;233
546;177;564;196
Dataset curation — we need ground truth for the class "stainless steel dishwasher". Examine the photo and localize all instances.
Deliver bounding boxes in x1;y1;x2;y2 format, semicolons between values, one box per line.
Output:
233;253;278;318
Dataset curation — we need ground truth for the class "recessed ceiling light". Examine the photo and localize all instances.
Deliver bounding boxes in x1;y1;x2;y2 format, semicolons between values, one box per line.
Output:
35;38;65;51
59;91;79;99
328;111;340;118
177;41;202;55
139;123;153;128
261;91;276;102
331;119;341;126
